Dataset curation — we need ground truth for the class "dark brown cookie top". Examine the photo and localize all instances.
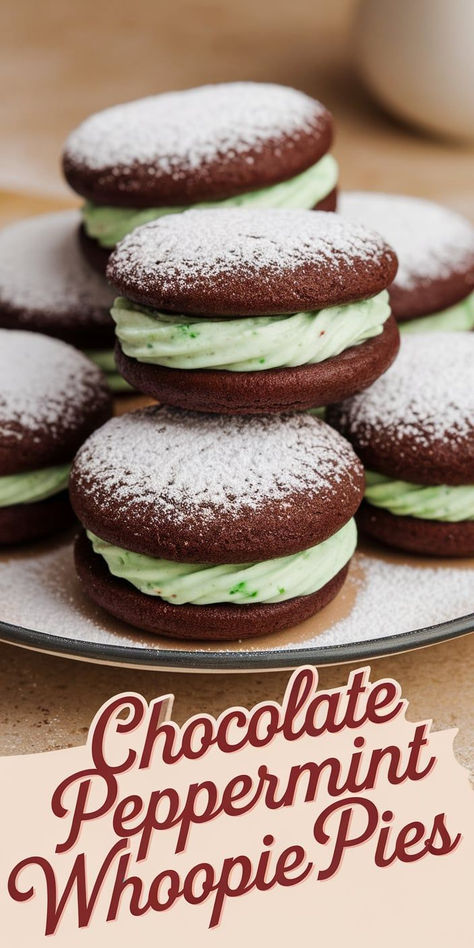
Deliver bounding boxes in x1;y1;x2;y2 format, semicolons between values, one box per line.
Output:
63;82;333;207
0;211;115;348
327;333;474;485
340;192;474;320
0;330;112;475
70;406;364;563
107;209;397;315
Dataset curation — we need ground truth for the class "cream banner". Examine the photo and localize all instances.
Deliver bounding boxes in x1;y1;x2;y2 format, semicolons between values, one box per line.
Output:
1;665;472;946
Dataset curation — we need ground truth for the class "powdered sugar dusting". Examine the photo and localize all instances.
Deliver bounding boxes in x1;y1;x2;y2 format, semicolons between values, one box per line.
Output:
64;83;327;175
293;553;474;648
110;208;388;290
0;535;141;647
340;191;474;291
72;406;361;522
333;333;474;452
0;211;114;317
0;330;106;439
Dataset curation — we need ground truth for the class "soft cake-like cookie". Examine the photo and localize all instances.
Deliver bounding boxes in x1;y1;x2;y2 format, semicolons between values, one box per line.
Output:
70;407;364;640
340;192;474;332
108;208;399;413
327;333;474;556
0;330;112;544
63;82;338;263
0;211;130;392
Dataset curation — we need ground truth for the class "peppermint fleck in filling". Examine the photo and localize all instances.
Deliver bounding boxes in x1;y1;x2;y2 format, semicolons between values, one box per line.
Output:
112;290;390;372
87;518;357;605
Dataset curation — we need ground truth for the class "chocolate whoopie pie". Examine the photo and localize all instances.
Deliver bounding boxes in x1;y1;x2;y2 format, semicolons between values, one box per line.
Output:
340;192;474;332
0;330;112;545
107;207;399;414
62;82;338;267
327;333;474;557
70;407;364;641
0;211;131;393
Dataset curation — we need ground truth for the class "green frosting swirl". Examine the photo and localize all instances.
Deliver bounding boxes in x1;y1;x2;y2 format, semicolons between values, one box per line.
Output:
112;291;390;372
86;348;133;393
0;464;70;508
83;154;338;248
400;291;474;334
87;518;356;606
365;471;474;522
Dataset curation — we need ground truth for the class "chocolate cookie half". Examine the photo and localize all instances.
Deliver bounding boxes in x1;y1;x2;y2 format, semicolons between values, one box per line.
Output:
63;82;338;258
327;333;474;557
70;407;364;640
0;211;130;393
0;330;112;544
107;207;399;413
340;192;474;332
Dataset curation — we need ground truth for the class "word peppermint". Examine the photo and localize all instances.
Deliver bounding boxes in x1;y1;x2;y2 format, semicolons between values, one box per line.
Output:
7;667;462;935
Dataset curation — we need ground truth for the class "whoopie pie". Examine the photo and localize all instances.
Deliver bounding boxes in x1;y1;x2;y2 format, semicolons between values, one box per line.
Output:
327;333;474;557
62;82;338;267
107;207;399;414
0;330;112;545
340;192;474;333
70;407;364;641
0;211;131;393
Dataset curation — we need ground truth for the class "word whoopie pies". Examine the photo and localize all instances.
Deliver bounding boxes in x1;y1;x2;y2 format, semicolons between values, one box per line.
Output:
70;407;364;640
107;207;399;414
62;81;338;269
0;210;131;393
327;333;474;557
340;192;474;333
0;330;112;545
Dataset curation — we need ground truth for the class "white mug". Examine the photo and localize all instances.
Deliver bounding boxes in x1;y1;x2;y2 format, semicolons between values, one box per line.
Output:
353;0;474;142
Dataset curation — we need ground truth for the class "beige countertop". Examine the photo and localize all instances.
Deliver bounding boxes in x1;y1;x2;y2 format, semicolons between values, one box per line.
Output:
0;634;472;778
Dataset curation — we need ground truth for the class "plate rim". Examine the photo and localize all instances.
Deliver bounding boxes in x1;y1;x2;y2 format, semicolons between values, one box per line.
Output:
0;611;472;671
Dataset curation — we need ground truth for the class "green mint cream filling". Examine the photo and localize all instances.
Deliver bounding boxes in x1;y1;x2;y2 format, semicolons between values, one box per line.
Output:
111;291;390;373
400;291;474;334
83;154;338;248
86;518;356;606
365;471;474;522
0;464;71;507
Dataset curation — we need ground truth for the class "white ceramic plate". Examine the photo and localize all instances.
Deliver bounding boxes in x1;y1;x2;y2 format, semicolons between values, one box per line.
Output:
0;530;472;670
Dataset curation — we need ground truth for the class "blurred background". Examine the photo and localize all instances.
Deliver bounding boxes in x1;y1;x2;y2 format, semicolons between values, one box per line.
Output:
0;0;473;211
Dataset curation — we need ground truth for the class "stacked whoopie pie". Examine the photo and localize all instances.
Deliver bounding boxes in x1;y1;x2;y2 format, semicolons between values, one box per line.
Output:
0;211;130;392
69;408;365;640
327;333;474;557
0;330;111;545
69;205;401;639
62;81;338;270
107;208;399;413
340;192;474;333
